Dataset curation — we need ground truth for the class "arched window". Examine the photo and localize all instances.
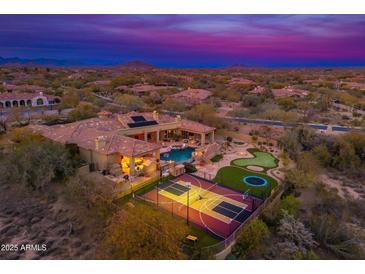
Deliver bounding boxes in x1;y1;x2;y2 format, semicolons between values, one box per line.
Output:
12;101;19;107
20;100;25;106
54;98;61;104
36;98;44;105
26;100;32;106
5;101;11;108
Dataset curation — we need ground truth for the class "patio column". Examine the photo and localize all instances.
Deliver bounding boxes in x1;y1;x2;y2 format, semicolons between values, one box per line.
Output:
210;131;215;143
201;133;205;145
130;157;135;176
156;129;160;143
144;131;148;141
154;150;159;161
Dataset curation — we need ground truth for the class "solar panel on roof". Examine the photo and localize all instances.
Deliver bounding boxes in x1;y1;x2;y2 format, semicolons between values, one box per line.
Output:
127;120;158;128
131;115;146;122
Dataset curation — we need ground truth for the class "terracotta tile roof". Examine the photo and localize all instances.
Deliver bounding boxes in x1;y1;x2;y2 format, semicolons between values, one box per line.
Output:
68;116;127;131
70;128;161;157
229;78;254;85
29;111;214;155
116;111;176;127
30;124;160;157
180;119;215;134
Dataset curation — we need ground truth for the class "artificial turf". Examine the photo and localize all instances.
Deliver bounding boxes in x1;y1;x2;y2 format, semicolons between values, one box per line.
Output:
231;148;278;170
213;165;278;198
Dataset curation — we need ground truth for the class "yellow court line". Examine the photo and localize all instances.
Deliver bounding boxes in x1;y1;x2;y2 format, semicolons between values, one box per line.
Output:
159;181;248;223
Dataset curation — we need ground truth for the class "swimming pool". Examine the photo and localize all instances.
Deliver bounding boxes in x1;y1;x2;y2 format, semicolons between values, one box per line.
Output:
160;147;195;163
243;176;268;187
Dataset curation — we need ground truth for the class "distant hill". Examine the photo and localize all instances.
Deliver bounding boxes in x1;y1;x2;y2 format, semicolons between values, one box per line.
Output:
113;60;156;70
0;57;157;69
0;56;83;67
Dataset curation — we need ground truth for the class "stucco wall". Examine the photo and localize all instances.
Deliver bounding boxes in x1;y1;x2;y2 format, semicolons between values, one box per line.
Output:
79;147;114;171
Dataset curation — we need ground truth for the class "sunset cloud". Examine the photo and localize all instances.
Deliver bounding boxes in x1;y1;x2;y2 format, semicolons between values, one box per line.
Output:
0;15;364;67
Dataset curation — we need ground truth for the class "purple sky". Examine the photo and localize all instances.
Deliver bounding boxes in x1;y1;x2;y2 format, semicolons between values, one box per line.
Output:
1;15;365;67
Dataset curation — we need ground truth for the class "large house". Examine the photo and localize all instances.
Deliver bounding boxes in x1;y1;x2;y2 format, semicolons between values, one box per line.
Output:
0;91;61;109
31;111;215;179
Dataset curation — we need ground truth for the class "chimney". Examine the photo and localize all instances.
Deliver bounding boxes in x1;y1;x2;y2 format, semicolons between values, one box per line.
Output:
97;111;112;119
175;115;182;122
39;91;43;96
152;110;159;121
95;136;107;150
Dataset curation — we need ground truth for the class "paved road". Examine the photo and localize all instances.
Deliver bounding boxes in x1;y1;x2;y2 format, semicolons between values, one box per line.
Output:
92;92;114;103
225;116;363;133
161;110;361;132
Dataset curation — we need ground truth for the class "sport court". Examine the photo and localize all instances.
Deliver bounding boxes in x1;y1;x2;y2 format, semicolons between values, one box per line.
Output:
140;174;263;239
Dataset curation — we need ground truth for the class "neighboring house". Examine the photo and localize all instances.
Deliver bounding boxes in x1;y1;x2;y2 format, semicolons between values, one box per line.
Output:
31;111;215;177
0;91;61;109
86;80;111;86
271;86;309;98
117;84;175;96
67;72;85;80
229;77;254;85
168;88;212;106
342;82;365;91
249;86;266;95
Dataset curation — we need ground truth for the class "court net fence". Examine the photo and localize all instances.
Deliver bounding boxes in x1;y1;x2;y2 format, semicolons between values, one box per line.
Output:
135;174;286;257
200;177;287;256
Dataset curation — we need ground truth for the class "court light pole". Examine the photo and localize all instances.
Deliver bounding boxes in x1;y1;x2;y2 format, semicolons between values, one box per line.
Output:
156;180;159;207
185;182;192;225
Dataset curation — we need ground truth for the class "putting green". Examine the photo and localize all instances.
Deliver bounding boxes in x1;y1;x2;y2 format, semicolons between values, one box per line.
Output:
231;149;277;170
213;165;278;198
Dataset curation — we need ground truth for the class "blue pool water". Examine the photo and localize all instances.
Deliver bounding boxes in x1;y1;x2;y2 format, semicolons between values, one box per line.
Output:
160;147;195;163
243;176;268;187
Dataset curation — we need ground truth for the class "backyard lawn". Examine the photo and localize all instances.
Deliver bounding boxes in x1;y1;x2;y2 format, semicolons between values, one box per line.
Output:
231;148;278;170
213;165;278;198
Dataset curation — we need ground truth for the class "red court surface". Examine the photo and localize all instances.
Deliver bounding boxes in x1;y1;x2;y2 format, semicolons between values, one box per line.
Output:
140;173;263;239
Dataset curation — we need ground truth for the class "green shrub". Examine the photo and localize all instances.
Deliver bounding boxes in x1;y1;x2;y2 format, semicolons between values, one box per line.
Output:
210;154;223;162
184;163;197;173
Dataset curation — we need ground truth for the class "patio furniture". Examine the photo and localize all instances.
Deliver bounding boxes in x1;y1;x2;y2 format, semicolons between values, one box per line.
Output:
186;235;198;244
162;171;170;177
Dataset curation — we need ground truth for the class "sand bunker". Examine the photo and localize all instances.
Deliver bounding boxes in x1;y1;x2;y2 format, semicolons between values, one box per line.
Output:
246;165;264;172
